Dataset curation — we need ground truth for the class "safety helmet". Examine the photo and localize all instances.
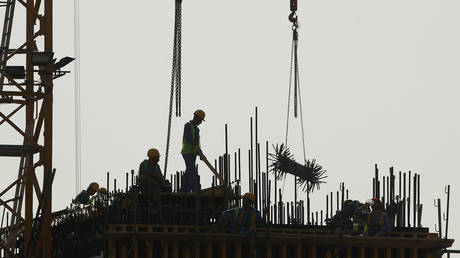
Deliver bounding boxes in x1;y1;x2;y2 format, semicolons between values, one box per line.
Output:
194;109;206;121
88;182;99;192
147;148;160;158
243;192;255;203
98;187;107;193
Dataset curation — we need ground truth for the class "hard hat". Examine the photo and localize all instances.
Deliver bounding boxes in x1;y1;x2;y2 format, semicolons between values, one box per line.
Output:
243;192;255;203
89;182;99;191
147;148;160;158
194;109;206;121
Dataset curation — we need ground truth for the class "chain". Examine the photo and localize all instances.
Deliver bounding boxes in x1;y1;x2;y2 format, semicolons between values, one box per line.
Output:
164;0;182;177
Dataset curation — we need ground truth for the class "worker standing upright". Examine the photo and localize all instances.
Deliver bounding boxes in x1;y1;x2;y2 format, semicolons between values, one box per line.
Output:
180;109;205;192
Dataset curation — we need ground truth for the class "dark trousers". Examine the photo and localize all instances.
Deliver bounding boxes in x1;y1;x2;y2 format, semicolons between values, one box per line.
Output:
180;153;198;192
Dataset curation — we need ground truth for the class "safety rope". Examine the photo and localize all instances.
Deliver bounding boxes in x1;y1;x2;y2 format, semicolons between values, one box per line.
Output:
164;0;182;177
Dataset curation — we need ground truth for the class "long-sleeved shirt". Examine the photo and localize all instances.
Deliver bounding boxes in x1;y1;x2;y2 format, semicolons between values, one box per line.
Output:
139;160;165;186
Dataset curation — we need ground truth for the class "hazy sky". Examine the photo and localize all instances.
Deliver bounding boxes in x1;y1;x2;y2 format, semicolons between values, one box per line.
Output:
1;0;459;249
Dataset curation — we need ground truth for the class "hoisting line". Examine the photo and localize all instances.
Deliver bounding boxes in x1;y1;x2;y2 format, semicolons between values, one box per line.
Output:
164;0;183;177
283;0;308;197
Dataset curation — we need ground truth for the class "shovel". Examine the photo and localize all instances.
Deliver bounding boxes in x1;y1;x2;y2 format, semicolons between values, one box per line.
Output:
198;152;226;186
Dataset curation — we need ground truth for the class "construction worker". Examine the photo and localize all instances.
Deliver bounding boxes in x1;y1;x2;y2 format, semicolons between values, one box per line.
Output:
73;182;99;205
139;148;166;193
218;193;264;235
180;109;205;192
355;198;393;236
325;199;362;229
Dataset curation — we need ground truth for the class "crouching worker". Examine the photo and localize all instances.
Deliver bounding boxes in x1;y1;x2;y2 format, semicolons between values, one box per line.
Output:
218;193;264;257
355;198;392;237
326;199;362;229
73;182;99;205
218;193;264;234
139;148;167;195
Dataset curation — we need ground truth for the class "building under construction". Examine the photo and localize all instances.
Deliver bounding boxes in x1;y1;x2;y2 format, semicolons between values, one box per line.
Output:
0;0;457;257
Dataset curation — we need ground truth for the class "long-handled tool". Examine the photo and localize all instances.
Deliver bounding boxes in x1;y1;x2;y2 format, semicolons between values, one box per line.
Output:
198;152;226;185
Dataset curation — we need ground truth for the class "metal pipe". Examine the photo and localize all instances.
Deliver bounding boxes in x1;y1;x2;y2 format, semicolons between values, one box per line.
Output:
125;172;128;192
435;198;442;238
257;143;261;210
107;172;110;193
238;148;241;182
330;192;333;216
403;172;406;227
417;174;420;227
320;210;323;226
234;152;237;183
307;195;310;224
408;171;411;227
340;182;344;209
383;176;386;206
131;169;134;188
413;173;417;227
326;195;328;219
375;164;379;198
445;185;450;239
250;117;253;194
266;141;269;219
336;191;339;212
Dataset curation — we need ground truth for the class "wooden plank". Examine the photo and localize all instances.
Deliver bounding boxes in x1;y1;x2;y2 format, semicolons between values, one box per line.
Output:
147;227;153;258
372;248;378;258
220;242;227;258
133;241;139;258
235;243;242;258
162;227;169;258
172;227;179;258
194;240;200;258
183;228;190;258
280;245;287;258
121;226;127;258
266;244;272;258
295;244;302;258
346;247;352;258
386;247;392;258
411;248;418;258
310;244;317;258
398;248;405;258
206;242;213;258
359;248;366;258
108;240;116;258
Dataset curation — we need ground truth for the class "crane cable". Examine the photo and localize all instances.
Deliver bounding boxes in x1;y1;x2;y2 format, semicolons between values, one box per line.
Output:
283;0;308;195
164;0;183;177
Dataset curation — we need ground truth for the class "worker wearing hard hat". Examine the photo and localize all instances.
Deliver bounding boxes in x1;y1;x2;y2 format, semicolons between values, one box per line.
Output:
139;148;166;193
73;182;99;205
180;109;206;192
218;193;264;234
354;198;392;236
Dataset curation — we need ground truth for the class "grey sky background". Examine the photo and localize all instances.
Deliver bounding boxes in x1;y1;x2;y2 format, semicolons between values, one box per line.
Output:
1;0;459;249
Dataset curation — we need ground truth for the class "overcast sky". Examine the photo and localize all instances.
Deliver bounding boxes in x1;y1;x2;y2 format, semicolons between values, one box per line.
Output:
1;0;459;249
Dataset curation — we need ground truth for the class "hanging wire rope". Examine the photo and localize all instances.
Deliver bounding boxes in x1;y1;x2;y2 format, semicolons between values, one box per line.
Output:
276;0;326;194
164;0;183;177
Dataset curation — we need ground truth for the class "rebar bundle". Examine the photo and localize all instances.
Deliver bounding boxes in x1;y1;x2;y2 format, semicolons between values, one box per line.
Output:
269;144;326;192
